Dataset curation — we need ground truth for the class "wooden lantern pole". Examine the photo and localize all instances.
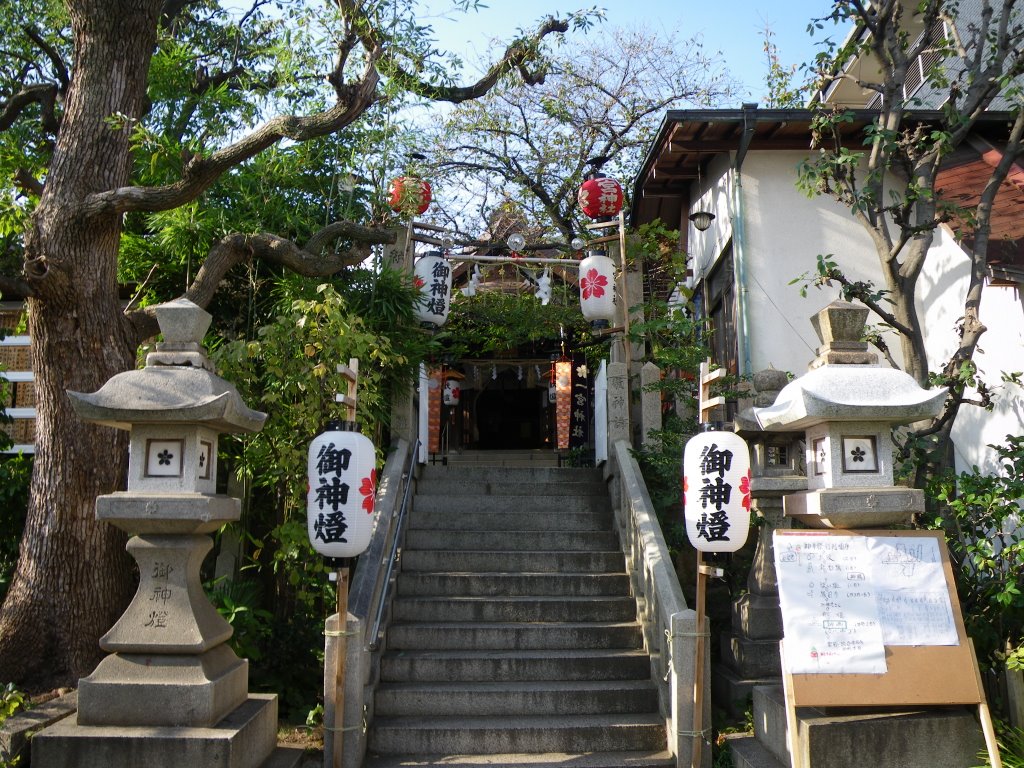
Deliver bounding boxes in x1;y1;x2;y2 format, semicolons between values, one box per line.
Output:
329;359;359;768
691;361;727;768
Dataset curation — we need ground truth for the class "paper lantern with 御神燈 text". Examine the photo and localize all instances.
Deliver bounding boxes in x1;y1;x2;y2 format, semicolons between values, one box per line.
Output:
413;253;452;328
682;429;751;553
307;422;377;559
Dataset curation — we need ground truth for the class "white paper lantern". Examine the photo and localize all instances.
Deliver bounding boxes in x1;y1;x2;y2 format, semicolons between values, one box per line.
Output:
682;429;751;553
414;253;452;328
443;378;461;406
307;423;377;559
578;252;615;322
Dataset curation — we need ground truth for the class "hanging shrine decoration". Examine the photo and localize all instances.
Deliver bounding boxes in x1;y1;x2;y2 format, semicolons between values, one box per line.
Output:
427;368;443;453
578;251;616;322
413;253;452;328
388;176;432;216
578;175;624;219
570;354;590;449
681;429;752;553
554;357;573;449
306;422;377;560
443;377;461;406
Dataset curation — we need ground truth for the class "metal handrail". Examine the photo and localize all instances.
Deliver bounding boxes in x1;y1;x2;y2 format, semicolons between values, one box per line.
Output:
368;438;419;651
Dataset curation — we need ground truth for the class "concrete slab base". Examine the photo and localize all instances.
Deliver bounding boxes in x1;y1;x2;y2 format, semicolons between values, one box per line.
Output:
32;693;278;768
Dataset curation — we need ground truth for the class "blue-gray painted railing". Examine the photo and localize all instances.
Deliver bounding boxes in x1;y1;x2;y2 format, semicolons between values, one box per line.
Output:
323;438;418;768
610;439;705;768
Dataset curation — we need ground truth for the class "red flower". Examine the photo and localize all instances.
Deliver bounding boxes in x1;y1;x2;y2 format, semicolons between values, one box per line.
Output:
581;268;608;300
360;469;377;514
740;469;752;511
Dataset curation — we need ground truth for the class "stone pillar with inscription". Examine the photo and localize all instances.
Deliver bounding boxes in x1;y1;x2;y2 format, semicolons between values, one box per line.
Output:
34;298;282;768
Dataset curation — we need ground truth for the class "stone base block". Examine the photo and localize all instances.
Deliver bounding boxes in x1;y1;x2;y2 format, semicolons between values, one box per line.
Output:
711;665;780;720
753;684;986;768
33;693;277;768
784;488;921;528
78;644;247;727
732;593;783;639
720;633;781;679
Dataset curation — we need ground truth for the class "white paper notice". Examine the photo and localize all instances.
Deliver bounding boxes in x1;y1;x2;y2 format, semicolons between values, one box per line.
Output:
774;533;888;674
866;536;958;646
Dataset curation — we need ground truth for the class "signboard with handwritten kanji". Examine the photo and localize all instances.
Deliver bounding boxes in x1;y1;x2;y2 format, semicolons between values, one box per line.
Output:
774;529;982;706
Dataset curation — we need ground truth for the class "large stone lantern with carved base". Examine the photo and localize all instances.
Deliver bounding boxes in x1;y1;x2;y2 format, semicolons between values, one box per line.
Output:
34;298;280;768
752;300;946;528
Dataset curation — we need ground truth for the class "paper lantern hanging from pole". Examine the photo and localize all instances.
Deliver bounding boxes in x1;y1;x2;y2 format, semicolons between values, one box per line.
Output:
681;428;752;553
388;176;432;215
307;422;377;559
413;253;452;328
578;252;616;322
443;378;461;406
578;175;623;219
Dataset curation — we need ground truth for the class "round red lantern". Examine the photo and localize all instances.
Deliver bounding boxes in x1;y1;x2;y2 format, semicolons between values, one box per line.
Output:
681;429;752;553
388;176;432;215
578;176;623;219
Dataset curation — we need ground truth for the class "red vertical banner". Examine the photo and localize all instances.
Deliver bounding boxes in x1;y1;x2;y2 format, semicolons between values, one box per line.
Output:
555;359;572;450
428;368;442;453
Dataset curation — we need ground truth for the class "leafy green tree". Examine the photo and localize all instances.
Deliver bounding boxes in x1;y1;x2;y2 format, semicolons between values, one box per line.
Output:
425;26;737;241
795;0;1024;482
0;0;591;689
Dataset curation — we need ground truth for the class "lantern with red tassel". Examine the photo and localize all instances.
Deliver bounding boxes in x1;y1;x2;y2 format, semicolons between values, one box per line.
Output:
578;175;623;219
388;176;432;215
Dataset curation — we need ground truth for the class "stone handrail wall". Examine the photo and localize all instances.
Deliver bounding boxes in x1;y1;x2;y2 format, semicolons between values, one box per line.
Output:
323;438;417;768
610;439;705;768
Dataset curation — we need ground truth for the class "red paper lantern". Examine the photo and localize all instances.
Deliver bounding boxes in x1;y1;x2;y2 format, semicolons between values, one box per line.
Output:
578;176;623;219
388;176;432;215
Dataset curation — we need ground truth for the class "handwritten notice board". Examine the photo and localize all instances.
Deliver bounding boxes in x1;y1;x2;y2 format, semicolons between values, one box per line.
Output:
774;529;982;707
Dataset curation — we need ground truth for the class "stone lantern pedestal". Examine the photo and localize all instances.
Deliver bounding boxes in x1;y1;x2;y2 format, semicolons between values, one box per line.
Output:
32;299;290;768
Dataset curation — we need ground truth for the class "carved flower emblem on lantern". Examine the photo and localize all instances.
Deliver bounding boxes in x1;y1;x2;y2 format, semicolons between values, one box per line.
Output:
580;268;608;300
360;469;377;514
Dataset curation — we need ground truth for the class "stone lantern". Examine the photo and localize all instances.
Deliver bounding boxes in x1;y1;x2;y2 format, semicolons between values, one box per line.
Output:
751;300;946;528
37;298;277;768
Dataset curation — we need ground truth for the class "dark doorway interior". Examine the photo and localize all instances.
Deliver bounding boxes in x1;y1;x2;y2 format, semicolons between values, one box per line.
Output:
474;369;546;449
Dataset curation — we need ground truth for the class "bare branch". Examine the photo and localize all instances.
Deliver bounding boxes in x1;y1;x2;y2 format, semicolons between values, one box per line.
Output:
13;168;44;197
0;82;58;132
22;26;69;91
0;275;35;299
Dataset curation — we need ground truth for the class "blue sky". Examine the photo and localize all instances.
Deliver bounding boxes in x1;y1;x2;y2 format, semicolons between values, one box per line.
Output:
416;0;846;105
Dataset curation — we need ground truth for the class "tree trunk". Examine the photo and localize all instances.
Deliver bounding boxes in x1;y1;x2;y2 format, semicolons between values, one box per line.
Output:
0;0;162;689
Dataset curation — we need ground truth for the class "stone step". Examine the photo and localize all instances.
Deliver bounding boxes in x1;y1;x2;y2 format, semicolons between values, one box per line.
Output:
392;595;637;623
404;530;618;552
363;750;675;768
401;550;625;573
724;733;785;768
385;621;643;650
420;466;603;483
409;507;612;530
380;648;652;683
367;713;666;755
374;680;659;717
396;572;630;597
415;478;607;497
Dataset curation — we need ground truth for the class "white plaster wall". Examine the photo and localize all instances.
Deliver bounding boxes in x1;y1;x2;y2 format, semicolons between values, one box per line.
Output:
685;150;1024;474
918;226;1024;473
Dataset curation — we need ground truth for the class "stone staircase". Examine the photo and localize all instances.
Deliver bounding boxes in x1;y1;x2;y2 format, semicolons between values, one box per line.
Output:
364;463;674;768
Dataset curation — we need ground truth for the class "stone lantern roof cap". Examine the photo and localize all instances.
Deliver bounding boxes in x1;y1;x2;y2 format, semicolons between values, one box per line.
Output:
68;298;266;433
752;365;946;431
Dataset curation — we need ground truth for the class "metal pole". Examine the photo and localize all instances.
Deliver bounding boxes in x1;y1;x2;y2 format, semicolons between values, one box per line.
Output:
331;561;350;768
